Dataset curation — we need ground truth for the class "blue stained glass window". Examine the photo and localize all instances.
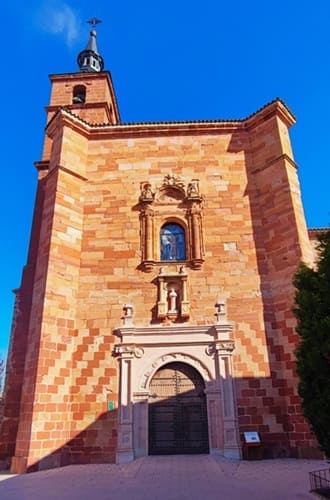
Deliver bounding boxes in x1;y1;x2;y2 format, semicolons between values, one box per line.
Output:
160;223;186;261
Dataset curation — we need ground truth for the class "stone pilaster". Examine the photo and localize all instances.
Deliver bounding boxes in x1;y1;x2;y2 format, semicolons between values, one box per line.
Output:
114;345;144;463
206;340;241;459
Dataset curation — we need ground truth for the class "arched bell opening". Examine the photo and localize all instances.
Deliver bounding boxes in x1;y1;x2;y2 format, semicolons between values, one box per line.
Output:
72;84;86;104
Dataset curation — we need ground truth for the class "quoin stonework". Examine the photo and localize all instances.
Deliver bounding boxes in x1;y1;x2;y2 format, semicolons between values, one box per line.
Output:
0;24;322;473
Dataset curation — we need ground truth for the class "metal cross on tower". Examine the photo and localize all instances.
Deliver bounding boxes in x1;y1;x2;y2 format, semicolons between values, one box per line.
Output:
87;17;102;29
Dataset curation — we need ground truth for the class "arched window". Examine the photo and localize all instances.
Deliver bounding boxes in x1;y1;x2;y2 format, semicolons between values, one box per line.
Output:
72;85;86;104
160;223;186;261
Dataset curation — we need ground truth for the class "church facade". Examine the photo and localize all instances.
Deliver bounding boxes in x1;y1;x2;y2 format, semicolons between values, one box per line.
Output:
0;27;319;473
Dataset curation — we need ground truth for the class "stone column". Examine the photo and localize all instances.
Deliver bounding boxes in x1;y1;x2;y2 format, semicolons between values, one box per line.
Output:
180;272;189;319
132;392;149;458
205;380;224;455
191;209;201;260
115;347;134;463
217;342;241;459
187;204;204;269
156;275;167;318
145;210;153;261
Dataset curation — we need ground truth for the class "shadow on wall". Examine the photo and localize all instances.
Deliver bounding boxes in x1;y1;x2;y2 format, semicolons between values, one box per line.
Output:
8;370;321;474
226;129;319;459
26;408;119;473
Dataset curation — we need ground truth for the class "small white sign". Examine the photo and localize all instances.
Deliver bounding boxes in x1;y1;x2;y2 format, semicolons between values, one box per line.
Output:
244;431;260;444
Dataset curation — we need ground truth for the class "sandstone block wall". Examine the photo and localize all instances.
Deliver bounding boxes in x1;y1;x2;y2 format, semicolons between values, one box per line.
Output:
0;71;319;472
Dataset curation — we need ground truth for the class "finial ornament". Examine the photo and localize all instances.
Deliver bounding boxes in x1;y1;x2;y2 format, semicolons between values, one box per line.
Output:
77;18;104;72
215;297;227;324
122;304;134;326
87;17;102;29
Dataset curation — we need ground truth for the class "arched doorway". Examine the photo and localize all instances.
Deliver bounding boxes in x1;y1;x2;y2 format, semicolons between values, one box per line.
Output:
148;362;209;455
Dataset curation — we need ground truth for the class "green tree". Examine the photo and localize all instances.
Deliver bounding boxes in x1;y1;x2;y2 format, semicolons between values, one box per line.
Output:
293;229;330;457
0;357;5;394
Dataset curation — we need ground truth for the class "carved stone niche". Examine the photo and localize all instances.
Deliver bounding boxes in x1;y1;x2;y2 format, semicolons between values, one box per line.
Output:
154;266;189;321
138;175;204;272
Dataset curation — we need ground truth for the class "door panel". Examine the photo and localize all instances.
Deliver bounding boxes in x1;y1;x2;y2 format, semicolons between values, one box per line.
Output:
149;363;209;454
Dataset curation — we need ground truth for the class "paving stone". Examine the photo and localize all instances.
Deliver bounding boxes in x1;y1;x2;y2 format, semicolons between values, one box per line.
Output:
0;455;324;500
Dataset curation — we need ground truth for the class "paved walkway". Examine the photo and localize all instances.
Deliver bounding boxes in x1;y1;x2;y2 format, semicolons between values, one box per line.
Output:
0;455;326;500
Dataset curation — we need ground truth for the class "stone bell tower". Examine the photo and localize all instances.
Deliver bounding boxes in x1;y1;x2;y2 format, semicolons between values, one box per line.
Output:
42;18;120;161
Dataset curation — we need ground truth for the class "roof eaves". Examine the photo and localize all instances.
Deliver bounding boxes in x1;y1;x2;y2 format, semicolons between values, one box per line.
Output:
85;97;295;129
45;97;295;133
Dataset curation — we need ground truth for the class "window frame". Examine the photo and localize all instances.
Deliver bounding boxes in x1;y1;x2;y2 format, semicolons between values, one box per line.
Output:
159;221;187;262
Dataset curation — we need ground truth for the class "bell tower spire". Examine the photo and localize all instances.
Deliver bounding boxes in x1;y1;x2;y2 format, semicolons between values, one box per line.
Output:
40;17;119;160
77;18;104;72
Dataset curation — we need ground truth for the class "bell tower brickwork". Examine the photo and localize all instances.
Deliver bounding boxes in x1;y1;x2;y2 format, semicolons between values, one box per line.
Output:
0;51;320;472
42;71;120;161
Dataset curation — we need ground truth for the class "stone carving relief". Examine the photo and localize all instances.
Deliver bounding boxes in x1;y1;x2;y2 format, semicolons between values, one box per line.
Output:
205;341;235;357
139;182;154;202
114;344;144;359
187;179;200;199
162;173;185;188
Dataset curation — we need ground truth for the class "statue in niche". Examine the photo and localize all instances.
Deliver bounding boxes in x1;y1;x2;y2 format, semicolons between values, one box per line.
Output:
160;223;186;261
168;287;178;313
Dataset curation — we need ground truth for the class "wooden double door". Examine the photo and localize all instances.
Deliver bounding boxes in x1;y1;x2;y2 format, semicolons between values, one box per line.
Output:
149;362;209;455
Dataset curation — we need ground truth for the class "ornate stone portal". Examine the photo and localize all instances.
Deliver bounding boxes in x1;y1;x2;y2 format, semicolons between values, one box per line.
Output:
138;174;205;271
114;303;241;463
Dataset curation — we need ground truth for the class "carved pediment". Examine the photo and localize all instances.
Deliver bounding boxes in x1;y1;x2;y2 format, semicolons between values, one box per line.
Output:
156;185;185;204
139;175;202;206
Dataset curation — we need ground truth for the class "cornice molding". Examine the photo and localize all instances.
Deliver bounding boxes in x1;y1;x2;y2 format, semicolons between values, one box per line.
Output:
44;98;295;142
114;323;234;338
251;153;298;174
43;163;88;182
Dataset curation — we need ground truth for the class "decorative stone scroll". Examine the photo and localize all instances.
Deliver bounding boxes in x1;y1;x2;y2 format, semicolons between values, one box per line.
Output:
205;341;235;357
114;344;144;359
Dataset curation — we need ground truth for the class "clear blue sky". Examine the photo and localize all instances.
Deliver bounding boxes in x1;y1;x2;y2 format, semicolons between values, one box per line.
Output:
1;0;329;357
